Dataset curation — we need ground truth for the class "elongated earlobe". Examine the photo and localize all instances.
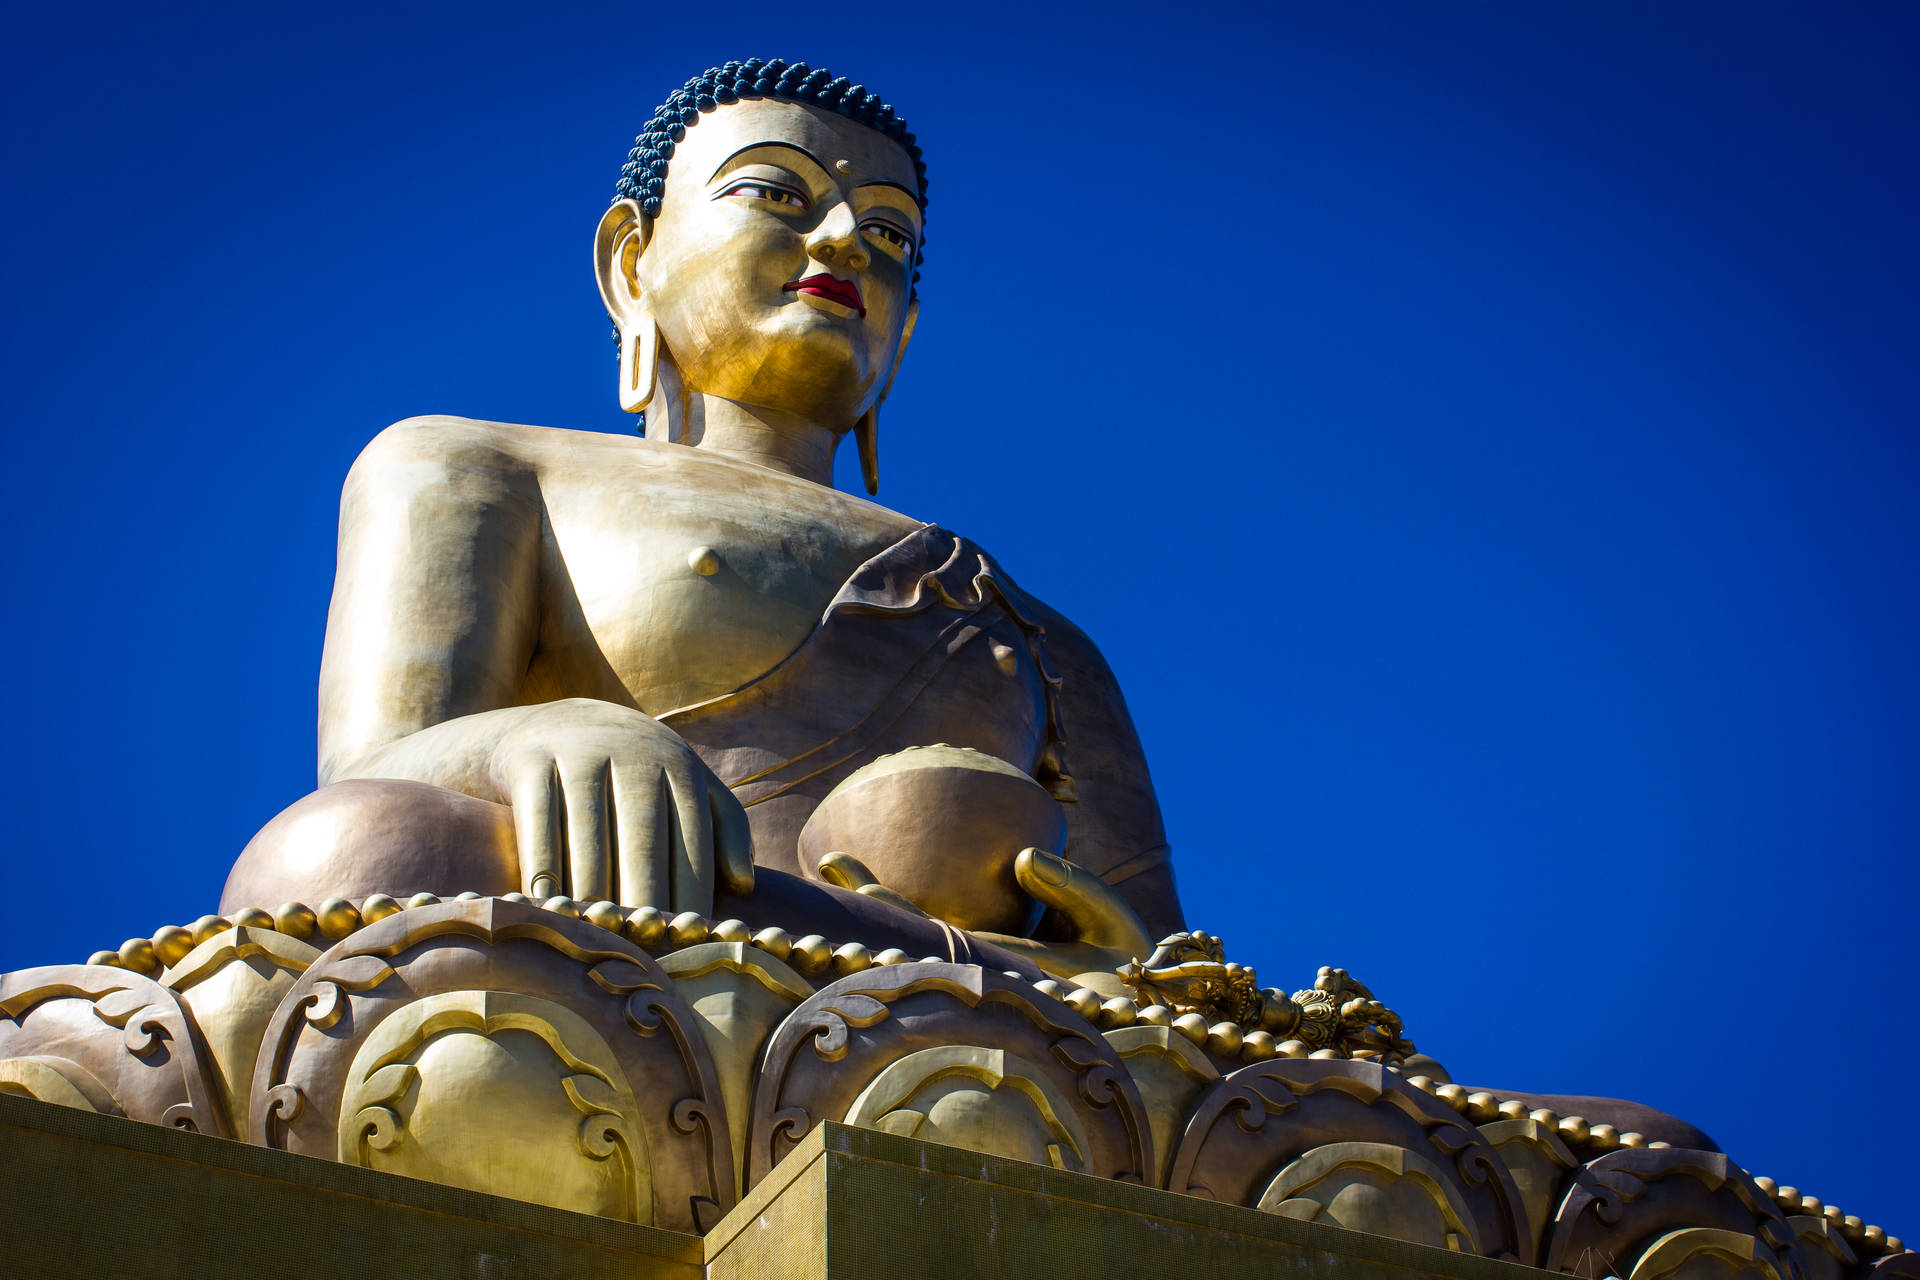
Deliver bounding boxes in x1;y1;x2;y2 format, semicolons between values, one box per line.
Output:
855;405;880;495
855;298;918;497
618;317;658;415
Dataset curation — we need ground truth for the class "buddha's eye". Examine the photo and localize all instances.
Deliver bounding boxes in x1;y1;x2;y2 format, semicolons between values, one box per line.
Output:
718;180;809;211
860;219;915;254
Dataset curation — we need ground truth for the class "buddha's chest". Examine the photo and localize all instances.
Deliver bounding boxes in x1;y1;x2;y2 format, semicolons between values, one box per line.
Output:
527;462;913;714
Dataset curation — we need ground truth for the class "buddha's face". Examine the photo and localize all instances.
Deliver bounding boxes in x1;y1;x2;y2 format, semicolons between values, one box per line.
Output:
608;98;923;427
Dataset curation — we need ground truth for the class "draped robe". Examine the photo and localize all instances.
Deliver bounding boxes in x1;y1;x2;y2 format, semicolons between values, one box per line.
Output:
660;524;1078;881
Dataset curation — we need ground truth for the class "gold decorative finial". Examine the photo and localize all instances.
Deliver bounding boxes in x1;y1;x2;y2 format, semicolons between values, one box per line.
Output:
1116;932;1263;1025
1117;936;1414;1064
1283;966;1413;1062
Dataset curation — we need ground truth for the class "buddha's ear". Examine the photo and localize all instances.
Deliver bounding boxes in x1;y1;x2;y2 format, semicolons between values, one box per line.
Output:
594;199;652;325
596;199;658;415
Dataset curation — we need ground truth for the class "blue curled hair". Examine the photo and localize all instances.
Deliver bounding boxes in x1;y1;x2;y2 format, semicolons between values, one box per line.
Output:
614;58;929;297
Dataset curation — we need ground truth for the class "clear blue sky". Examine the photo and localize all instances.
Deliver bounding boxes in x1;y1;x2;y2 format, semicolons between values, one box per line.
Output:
4;0;1915;1227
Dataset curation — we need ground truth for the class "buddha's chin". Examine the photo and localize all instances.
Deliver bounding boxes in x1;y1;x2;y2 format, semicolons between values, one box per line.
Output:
710;328;878;414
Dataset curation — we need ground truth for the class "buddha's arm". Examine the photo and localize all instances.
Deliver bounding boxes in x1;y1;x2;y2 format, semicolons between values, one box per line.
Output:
1030;602;1186;942
314;417;751;909
316;418;545;790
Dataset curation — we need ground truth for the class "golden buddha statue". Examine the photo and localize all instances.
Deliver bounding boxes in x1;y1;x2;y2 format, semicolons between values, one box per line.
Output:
212;57;1739;1150
221;62;1171;987
3;61;1898;1269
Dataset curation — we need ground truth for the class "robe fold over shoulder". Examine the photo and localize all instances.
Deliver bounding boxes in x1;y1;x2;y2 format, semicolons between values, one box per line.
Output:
660;523;1076;879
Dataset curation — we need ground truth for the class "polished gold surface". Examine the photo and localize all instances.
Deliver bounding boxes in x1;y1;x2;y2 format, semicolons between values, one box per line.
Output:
1258;1140;1485;1251
162;924;320;1135
843;1044;1095;1172
657;940;814;1197
596;99;919;453
336;989;647;1220
1118;931;1265;1025
798;744;1067;933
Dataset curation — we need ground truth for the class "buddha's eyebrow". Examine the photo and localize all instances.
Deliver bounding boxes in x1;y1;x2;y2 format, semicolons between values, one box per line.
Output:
857;178;923;212
708;142;828;183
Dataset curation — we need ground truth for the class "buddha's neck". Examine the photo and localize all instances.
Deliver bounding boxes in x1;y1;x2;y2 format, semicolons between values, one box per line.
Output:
679;397;840;487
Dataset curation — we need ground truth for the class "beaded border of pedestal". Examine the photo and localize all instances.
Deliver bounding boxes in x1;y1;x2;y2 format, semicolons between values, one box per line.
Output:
81;891;1907;1259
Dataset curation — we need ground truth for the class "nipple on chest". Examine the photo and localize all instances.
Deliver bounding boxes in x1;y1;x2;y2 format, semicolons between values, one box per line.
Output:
687;545;722;577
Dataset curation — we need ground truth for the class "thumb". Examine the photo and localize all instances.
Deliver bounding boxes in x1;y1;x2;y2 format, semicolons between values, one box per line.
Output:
816;851;929;919
1014;849;1152;960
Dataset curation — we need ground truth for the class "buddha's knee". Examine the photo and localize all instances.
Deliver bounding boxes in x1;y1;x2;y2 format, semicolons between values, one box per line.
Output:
219;779;518;914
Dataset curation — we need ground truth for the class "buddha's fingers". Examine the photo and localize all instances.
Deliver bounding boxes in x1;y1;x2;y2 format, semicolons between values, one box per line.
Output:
559;758;613;904
815;849;878;891
613;766;669;911
1013;849;1153;962
511;758;563;901
710;778;754;899
669;765;714;915
815;852;927;918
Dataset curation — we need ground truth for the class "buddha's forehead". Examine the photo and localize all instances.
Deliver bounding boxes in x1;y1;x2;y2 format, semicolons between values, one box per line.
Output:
662;98;919;199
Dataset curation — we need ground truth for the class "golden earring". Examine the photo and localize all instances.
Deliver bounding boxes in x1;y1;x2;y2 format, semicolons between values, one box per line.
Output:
618;318;658;416
855;404;880;495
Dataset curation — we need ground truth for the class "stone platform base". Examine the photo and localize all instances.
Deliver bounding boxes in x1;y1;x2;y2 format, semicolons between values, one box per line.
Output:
711;1118;1547;1280
1;1091;1547;1280
0;1091;701;1279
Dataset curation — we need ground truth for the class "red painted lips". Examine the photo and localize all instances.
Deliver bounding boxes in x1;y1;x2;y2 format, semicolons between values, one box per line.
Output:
783;273;865;316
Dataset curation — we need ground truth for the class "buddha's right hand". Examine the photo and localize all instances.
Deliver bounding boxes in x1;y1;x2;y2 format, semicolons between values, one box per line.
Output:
820;848;1153;993
488;698;754;912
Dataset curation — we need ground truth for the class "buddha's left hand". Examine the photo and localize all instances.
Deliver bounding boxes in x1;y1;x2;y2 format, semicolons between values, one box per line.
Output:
818;848;1153;994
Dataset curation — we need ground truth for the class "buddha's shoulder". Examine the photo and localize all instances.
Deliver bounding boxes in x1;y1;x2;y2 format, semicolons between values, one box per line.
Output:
351;415;642;477
349;419;725;508
348;416;922;529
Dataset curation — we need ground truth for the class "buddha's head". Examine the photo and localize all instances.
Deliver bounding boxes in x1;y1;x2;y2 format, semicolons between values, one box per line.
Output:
595;61;926;492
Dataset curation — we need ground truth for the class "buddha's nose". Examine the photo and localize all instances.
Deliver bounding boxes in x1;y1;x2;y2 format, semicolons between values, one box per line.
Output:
806;204;869;273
